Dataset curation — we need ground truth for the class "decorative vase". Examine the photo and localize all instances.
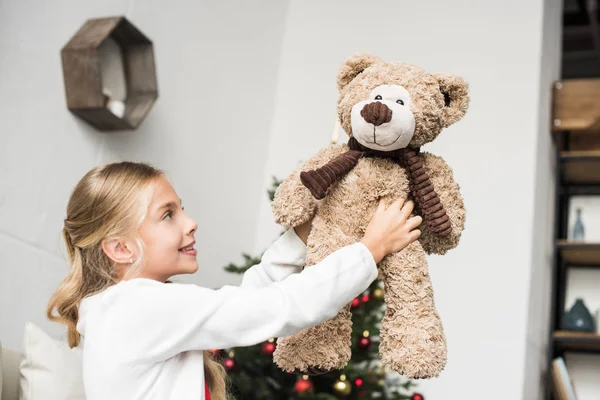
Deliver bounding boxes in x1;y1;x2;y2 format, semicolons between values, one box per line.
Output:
563;298;595;332
572;208;585;241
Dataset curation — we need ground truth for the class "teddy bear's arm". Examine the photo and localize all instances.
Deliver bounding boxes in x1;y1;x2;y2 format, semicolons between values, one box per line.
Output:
271;144;349;229
417;152;466;255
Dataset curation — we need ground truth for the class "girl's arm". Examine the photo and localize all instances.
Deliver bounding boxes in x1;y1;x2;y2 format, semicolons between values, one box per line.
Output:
104;242;377;364
239;228;307;289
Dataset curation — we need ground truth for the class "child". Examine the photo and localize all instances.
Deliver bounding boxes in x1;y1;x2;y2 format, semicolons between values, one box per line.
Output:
47;161;422;400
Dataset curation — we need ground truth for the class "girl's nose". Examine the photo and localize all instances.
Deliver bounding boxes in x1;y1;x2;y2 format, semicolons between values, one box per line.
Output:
184;213;197;235
188;218;198;235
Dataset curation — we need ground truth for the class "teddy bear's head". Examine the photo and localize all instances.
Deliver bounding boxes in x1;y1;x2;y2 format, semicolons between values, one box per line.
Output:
337;53;469;150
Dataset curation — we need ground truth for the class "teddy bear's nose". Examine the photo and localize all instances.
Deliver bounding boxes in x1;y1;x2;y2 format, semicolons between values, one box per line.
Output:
360;101;393;126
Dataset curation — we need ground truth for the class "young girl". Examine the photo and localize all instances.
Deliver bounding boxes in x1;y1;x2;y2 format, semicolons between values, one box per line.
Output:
47;161;422;400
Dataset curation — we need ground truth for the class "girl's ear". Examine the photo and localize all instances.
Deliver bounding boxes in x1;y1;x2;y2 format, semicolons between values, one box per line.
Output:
101;238;135;265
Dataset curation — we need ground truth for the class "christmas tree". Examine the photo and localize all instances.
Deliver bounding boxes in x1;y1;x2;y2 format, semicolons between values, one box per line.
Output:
216;176;424;400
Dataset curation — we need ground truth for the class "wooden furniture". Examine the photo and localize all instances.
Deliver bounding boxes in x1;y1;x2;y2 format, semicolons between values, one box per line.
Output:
546;78;600;400
61;16;158;131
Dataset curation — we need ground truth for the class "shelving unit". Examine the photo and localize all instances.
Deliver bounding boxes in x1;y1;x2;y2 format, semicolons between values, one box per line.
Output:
554;331;600;354
556;241;600;266
561;151;600;184
545;78;600;400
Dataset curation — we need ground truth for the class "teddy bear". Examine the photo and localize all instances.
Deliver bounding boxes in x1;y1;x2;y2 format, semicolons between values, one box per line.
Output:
270;52;468;379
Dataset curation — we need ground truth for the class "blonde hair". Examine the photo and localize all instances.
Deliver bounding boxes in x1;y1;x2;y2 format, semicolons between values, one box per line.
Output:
47;161;227;399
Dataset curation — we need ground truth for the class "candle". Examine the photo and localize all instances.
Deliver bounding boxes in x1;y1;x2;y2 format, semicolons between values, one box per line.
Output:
107;100;126;118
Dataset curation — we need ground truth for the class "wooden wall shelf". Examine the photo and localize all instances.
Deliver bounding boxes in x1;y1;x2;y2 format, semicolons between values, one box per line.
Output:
561;150;600;183
553;79;600;132
557;241;600;265
61;16;158;131
554;331;600;353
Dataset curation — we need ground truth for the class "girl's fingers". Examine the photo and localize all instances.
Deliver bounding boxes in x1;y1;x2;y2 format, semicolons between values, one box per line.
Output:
394;197;406;209
409;229;422;241
399;199;415;219
406;215;423;230
375;198;387;214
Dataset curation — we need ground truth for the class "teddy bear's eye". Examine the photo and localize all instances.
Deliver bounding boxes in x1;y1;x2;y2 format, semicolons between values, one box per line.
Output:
375;95;382;100
396;99;404;105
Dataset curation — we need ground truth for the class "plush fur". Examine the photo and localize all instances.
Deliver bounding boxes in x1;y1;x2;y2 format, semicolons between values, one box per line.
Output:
271;53;468;379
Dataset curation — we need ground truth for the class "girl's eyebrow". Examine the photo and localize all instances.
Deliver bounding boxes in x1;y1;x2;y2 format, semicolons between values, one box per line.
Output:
157;199;182;212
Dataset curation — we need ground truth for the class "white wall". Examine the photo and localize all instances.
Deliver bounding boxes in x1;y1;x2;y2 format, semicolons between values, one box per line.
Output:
522;0;562;399
253;0;560;399
0;0;289;349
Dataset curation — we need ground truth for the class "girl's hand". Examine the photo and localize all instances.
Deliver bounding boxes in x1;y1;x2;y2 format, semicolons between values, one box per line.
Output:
360;198;422;264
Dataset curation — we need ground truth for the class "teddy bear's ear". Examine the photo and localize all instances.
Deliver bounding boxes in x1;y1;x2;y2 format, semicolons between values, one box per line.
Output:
434;73;470;127
337;53;382;91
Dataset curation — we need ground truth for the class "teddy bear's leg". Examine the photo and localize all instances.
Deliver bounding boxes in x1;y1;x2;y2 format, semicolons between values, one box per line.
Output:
273;219;357;374
274;305;353;374
378;240;447;379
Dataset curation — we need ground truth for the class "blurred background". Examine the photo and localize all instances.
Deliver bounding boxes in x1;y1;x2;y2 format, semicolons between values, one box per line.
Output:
1;0;599;399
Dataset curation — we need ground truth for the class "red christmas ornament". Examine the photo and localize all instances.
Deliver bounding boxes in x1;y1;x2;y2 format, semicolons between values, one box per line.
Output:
223;358;235;371
362;294;370;303
208;349;221;357
351;297;361;309
354;378;364;387
411;394;424;400
294;377;314;393
358;337;371;349
262;341;276;355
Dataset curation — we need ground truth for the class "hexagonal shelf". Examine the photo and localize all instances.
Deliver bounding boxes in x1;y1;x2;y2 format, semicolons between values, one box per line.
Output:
61;16;158;131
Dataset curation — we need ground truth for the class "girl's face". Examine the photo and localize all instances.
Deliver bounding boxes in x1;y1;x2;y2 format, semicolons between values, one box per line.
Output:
135;177;199;281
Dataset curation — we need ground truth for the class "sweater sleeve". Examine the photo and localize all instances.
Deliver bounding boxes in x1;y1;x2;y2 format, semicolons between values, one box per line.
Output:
240;228;307;289
113;242;377;363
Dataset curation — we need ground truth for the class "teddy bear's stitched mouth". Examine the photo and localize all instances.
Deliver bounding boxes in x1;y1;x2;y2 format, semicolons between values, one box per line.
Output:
364;126;403;147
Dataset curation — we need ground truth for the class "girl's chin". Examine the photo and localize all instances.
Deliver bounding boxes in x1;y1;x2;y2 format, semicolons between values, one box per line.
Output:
181;262;199;274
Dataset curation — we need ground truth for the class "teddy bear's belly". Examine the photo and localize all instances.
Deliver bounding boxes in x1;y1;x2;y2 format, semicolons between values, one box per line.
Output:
319;158;411;237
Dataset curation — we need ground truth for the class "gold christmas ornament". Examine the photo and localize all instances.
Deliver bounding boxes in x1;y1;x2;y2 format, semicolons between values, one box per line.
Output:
333;378;352;396
372;287;384;299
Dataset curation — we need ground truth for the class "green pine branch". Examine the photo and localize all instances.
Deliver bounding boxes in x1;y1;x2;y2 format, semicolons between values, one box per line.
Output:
223;253;262;274
267;176;282;201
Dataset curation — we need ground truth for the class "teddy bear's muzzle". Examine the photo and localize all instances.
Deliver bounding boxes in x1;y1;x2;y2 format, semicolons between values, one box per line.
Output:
360;101;392;126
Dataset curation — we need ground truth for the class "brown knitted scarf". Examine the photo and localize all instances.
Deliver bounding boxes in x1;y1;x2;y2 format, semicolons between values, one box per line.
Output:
300;137;451;236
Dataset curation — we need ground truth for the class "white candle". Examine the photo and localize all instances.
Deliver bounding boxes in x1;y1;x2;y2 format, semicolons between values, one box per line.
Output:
107;100;126;119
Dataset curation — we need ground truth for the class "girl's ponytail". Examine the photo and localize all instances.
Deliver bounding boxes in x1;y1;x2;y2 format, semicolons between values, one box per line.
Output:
47;162;163;348
47;226;86;346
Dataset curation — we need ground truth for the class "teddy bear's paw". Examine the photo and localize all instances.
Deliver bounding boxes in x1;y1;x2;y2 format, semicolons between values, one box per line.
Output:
273;311;353;374
271;198;315;229
380;339;447;379
273;332;351;374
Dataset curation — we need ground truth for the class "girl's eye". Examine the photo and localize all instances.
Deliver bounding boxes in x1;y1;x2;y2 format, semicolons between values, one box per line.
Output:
375;95;382;100
163;211;173;220
396;99;404;105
